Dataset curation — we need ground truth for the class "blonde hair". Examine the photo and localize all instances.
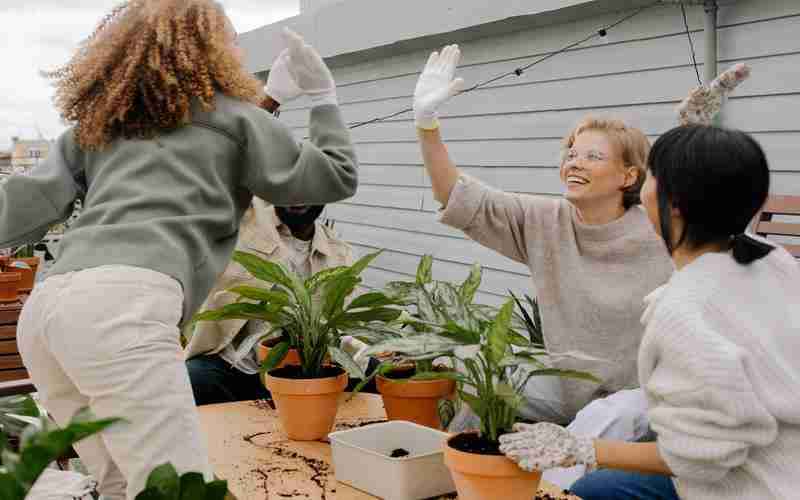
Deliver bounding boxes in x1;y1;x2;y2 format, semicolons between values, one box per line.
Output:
44;0;265;150
561;117;651;209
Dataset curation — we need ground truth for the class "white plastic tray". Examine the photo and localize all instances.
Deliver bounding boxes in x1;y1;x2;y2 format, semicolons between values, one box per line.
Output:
329;420;456;500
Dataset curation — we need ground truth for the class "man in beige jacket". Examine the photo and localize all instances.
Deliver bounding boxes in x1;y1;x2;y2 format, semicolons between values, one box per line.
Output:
185;198;360;405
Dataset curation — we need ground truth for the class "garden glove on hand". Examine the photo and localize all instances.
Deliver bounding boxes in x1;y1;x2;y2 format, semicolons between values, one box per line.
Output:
413;44;465;130
677;63;751;125
499;422;597;472
282;27;337;106
265;49;303;105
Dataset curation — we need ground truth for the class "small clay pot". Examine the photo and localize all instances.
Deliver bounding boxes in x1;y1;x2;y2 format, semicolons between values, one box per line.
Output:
377;370;455;429
444;432;542;500
0;272;22;303
11;257;39;293
265;366;348;441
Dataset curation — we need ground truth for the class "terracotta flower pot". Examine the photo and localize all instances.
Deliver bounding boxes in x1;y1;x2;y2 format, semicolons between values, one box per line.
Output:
12;256;39;293
0;272;22;303
444;432;542;500
265;366;348;441
257;340;301;369
377;372;455;430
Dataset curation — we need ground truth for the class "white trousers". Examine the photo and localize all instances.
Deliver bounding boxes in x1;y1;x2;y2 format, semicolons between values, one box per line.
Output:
17;266;213;500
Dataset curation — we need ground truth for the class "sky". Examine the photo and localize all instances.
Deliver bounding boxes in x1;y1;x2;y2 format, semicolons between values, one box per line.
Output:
0;1;299;150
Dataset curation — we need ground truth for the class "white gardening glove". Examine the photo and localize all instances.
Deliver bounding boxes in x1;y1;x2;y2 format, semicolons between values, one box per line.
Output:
282;27;337;106
265;48;303;105
413;44;465;130
677;63;751;126
498;422;597;472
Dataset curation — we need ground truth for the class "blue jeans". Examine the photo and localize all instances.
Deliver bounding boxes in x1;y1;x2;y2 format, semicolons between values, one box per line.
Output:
187;354;271;405
571;469;679;500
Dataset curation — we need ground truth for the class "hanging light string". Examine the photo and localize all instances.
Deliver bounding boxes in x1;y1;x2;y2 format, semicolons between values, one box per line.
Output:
347;0;665;129
680;2;704;86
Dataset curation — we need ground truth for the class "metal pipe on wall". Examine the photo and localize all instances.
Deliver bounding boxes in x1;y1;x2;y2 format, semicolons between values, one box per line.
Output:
704;0;720;123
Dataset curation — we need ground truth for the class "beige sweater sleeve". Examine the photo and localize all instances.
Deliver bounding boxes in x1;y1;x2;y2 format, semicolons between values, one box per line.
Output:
438;175;553;265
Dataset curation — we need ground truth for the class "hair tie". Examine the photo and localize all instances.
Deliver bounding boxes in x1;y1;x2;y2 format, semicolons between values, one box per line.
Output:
731;232;774;265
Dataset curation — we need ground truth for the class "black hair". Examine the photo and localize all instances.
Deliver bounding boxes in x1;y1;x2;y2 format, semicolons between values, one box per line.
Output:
647;124;774;265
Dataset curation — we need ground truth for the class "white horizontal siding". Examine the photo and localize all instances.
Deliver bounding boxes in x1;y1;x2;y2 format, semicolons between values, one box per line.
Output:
294;0;800;300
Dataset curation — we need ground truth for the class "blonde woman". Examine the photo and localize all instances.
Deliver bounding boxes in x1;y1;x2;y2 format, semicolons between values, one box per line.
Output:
3;1;357;498
413;45;673;487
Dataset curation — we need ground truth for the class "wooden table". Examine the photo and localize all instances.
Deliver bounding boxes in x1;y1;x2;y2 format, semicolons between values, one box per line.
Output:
198;394;580;499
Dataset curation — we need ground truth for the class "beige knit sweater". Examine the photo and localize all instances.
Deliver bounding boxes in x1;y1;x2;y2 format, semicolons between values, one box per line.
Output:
440;175;673;418
640;245;800;500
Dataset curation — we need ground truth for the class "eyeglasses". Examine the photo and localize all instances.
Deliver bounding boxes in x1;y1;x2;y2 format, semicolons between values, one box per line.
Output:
564;149;610;163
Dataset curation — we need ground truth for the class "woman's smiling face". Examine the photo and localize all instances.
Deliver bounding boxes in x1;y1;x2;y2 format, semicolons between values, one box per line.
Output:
560;130;632;210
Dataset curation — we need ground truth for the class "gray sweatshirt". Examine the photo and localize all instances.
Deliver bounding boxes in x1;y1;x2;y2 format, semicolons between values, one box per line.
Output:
0;96;357;323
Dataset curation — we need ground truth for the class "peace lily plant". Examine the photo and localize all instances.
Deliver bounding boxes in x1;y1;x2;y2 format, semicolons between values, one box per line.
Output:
192;249;402;440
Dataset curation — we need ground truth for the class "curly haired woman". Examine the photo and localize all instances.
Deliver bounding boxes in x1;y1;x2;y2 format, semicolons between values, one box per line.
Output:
2;1;358;498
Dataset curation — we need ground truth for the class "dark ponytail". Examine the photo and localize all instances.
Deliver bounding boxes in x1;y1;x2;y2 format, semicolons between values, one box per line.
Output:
647;125;772;266
731;233;775;265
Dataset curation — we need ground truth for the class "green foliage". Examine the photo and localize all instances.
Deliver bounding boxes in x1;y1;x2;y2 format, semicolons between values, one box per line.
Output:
0;395;41;440
192;250;402;379
363;256;599;443
0;409;120;498
0;410;227;500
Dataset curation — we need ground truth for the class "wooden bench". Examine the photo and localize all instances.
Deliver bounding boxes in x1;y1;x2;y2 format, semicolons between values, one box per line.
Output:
752;195;800;258
0;297;29;386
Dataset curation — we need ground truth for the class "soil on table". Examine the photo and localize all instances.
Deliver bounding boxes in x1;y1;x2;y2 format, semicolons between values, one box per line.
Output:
448;432;502;455
268;365;344;379
389;448;410;458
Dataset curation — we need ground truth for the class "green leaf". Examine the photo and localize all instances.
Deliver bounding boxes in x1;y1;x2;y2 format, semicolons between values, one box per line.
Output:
225;286;290;307
487;300;515;367
348;250;382;278
412;370;470;386
416;255;433;285
134;488;162;500
259;341;290;373
305;266;350;294
333;307;401;327
144;463;180;499
204;480;229;500
14;410;120;491
179;472;206;500
459;392;486;423
346;292;397;310
440;321;481;344
522;368;601;384
0;473;25;500
191;302;282;325
328;346;365;380
232;251;293;290
459;263;482;304
322;274;360;319
508;330;532;347
362;335;462;358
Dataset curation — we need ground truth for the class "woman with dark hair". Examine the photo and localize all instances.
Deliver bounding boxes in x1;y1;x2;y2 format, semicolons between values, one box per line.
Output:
2;1;358;498
499;125;800;500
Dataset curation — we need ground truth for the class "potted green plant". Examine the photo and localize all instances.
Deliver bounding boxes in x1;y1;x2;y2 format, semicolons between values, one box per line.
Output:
350;255;493;429
0;408;228;499
10;243;39;293
192;249;401;441
0;256;22;303
362;267;599;499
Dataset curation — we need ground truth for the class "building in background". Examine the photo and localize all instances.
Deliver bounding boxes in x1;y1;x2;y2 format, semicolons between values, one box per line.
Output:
8;136;52;176
241;0;800;304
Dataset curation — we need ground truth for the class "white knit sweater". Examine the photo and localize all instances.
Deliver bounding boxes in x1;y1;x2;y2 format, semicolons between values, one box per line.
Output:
638;244;800;500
